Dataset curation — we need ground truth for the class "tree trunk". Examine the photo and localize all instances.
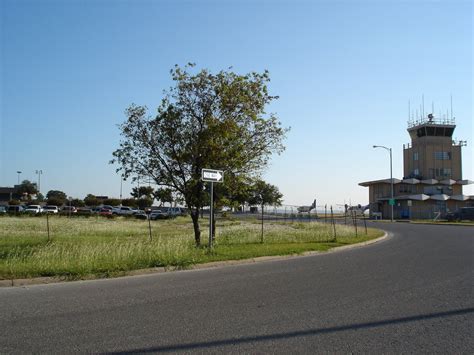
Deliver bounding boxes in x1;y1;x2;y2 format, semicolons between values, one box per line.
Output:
190;210;201;247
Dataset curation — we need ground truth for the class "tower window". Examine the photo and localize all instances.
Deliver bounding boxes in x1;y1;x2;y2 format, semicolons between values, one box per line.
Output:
429;168;452;178
413;152;419;161
434;151;451;160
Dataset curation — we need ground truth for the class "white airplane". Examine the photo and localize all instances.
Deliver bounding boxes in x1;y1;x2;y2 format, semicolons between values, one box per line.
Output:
297;199;316;213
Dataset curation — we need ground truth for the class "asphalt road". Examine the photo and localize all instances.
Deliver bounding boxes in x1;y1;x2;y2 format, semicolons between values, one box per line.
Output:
1;223;473;353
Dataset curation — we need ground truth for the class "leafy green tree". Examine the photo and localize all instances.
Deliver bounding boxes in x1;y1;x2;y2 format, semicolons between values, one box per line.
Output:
217;174;252;211
137;197;153;210
153;188;173;207
84;194;100;207
8;199;20;206
70;199;85;207
46;198;64;207
247;180;283;207
46;190;67;205
103;198;121;206
112;64;288;246
131;186;154;199
17;180;38;200
121;198;138;208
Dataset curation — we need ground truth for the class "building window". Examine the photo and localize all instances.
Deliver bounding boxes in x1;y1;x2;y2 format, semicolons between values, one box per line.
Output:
434;151;451;160
399;184;413;193
413;152;419;161
413;168;419;176
429;168;452;178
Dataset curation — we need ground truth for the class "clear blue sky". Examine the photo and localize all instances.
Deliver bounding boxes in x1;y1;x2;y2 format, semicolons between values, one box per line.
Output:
1;0;472;208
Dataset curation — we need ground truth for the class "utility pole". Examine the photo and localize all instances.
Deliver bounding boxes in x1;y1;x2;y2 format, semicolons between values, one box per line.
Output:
35;170;43;195
373;145;394;222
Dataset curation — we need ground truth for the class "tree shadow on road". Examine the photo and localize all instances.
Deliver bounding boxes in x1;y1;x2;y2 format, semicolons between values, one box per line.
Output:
105;307;474;354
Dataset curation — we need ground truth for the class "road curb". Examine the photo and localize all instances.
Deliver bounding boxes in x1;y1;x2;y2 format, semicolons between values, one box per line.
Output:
0;232;388;288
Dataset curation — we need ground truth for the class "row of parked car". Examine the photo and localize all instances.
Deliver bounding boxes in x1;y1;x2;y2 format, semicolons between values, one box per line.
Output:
0;204;188;220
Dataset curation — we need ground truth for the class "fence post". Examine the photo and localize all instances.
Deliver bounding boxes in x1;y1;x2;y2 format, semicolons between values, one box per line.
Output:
363;214;368;235
353;210;358;237
331;206;336;241
148;215;152;241
46;213;50;242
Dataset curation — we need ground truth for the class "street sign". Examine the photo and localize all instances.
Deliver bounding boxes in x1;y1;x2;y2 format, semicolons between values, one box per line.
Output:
202;169;224;183
389;199;396;206
202;168;224;250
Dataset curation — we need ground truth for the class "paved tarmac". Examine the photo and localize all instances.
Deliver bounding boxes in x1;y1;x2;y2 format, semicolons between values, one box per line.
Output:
1;223;473;353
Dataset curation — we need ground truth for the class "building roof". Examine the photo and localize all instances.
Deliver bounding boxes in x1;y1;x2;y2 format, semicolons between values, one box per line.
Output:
375;194;474;202
359;178;473;187
0;187;17;194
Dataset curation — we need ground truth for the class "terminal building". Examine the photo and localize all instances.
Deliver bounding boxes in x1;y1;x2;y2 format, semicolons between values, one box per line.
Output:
360;113;473;219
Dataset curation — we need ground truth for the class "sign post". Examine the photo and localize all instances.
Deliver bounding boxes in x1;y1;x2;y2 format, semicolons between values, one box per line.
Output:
202;169;224;249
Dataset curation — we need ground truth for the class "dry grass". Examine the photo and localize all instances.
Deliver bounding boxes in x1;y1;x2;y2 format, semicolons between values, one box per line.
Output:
0;215;383;280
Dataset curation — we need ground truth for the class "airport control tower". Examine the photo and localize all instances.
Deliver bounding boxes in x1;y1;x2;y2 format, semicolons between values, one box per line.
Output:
403;113;464;182
359;105;473;220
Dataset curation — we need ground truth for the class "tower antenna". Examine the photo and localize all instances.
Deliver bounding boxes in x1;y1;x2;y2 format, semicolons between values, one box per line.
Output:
422;94;425;118
450;94;453;120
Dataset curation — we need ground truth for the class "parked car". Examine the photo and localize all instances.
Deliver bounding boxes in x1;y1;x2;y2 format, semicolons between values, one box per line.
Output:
0;206;7;214
7;205;24;214
77;207;93;215
98;207;113;216
42;205;59;214
168;207;187;217
149;210;170;220
61;206;77;214
24;205;43;214
446;207;474;222
133;210;148;220
112;206;137;216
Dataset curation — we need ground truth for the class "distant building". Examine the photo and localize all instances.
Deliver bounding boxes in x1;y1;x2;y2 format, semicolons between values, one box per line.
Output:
360;114;473;219
0;186;21;204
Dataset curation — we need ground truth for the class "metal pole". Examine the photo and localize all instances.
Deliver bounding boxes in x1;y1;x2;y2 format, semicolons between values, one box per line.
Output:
261;204;264;243
148;214;152;242
46;212;50;242
363;214;368;235
390;148;394;222
331;206;336;241
353;210;358;237
209;182;213;249
35;170;42;195
373;145;394;222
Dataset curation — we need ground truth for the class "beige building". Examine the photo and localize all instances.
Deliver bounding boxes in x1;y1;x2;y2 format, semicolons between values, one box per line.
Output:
360;114;473;219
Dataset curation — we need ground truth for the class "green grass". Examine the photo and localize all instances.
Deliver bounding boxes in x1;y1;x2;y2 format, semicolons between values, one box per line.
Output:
0;215;383;280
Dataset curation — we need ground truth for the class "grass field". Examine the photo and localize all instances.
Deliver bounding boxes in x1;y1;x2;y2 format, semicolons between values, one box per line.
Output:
0;215;383;280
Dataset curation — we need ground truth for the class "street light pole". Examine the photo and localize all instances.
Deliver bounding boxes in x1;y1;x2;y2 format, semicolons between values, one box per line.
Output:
373;145;394;222
35;170;43;196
